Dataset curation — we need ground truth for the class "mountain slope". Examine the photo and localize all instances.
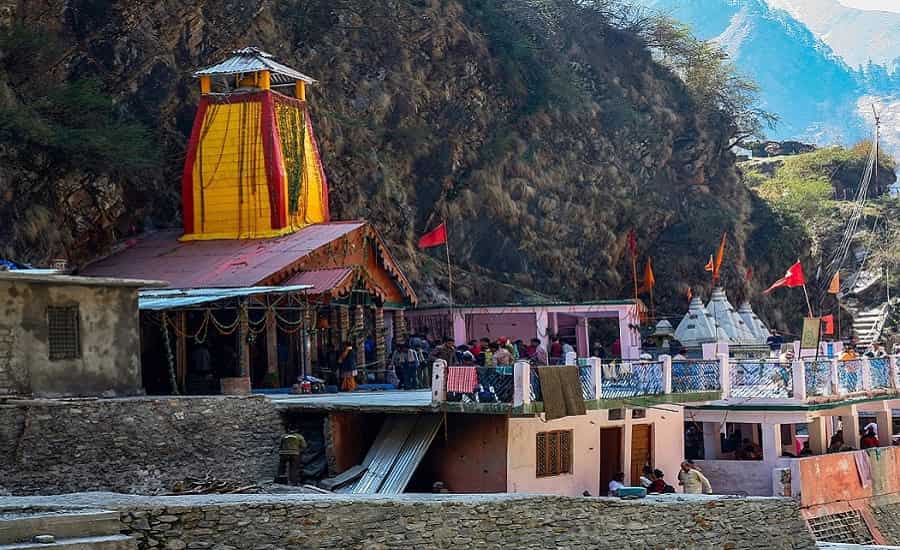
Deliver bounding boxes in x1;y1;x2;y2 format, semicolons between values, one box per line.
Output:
0;0;812;326
766;0;900;70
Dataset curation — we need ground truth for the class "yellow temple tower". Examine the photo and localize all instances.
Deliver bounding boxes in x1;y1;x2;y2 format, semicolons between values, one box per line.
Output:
181;47;329;240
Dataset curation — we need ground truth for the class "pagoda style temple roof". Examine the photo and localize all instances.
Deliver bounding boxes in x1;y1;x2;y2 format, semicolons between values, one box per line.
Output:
738;301;772;342
194;47;317;85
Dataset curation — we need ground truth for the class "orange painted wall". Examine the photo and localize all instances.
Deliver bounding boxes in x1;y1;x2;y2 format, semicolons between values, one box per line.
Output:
798;447;900;508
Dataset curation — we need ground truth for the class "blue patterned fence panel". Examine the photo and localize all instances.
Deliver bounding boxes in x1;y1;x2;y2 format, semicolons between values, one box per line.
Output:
804;360;833;397
580;365;596;400
530;369;542;402
730;360;793;398
672;361;721;393
600;361;664;399
837;360;863;393
869;358;891;389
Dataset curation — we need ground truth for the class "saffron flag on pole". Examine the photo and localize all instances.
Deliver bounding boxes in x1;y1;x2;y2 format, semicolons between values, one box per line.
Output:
687;286;693;303
418;222;448;249
713;232;727;282
638;257;656;294
704;255;714;273
828;271;841;294
764;261;806;294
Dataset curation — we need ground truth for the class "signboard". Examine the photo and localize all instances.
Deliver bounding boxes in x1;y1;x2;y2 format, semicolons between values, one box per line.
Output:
800;317;821;353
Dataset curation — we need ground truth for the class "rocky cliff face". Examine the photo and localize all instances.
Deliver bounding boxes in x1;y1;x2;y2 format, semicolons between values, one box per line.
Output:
0;0;807;325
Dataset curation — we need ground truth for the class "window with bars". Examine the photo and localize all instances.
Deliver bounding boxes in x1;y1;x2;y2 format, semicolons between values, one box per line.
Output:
536;430;573;477
47;305;81;360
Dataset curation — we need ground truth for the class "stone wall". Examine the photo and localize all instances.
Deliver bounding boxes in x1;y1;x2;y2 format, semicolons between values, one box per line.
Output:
0;492;816;550
0;396;284;495
871;497;900;545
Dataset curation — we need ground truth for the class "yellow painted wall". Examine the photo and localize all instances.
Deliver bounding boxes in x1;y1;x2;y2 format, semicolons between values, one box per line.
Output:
191;100;282;239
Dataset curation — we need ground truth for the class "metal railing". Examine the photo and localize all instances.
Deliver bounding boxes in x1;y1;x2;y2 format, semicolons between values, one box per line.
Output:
804;359;834;397
600;361;665;399
579;365;596;400
870;357;891;389
444;365;514;403
837;360;863;394
730;360;793;399
672;360;721;393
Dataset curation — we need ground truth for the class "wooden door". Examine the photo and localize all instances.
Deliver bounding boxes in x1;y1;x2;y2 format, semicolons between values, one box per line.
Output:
599;427;622;495
630;424;652;485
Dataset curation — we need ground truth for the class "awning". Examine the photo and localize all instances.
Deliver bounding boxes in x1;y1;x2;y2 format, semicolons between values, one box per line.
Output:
351;414;442;495
281;268;354;296
138;285;312;311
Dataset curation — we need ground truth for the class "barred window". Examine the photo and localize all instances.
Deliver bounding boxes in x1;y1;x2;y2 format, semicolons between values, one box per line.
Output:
608;408;625;421
536;430;573;477
47;306;80;360
631;408;646;419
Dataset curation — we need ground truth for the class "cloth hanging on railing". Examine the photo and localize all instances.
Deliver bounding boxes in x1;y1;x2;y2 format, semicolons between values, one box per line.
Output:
538;366;585;420
855;450;872;489
559;366;586;417
447;366;477;393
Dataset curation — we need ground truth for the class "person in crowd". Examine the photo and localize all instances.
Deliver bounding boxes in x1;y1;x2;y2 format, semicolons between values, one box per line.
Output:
868;342;887;358
778;347;795;363
364;335;375;364
827;432;853;453
592;341;607;359
608;472;626;496
338;342;357;392
799;441;813;456
413;341;428;388
736;438;763;460
639;465;653;488
840;346;859;361
514;339;528;360
476;337;491;366
431;338;457;365
390;341;409;389
468;339;482;358
861;426;880;449
484;342;500;367
561;340;575;359
767;330;784;357
549;336;563;365
494;341;513;367
672;347;688;361
679;461;712;494
530;338;549;365
611;338;621;358
649;469;673;493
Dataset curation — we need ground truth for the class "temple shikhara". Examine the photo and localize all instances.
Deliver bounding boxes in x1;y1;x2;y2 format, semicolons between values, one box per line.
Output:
81;48;416;393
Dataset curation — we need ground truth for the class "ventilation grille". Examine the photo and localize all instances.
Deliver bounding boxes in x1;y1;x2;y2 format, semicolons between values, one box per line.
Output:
808;510;874;544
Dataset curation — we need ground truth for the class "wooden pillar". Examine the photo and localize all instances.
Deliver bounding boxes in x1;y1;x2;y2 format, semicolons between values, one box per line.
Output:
266;308;278;387
330;307;341;349
354;305;366;370
339;306;350;344
199;75;211;94
175;311;187;392
375;306;386;380
394;310;407;342
258;70;271;90
239;303;250;379
295;80;307;101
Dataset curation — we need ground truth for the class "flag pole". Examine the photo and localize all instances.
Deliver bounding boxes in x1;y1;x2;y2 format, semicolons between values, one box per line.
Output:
443;218;454;311
802;284;814;318
631;252;639;320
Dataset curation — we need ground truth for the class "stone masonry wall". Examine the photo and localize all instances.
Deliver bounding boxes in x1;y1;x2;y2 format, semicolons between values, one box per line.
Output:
0;396;284;495
871;497;900;545
4;493;815;550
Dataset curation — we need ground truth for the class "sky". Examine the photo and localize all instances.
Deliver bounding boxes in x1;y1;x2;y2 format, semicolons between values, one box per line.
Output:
838;0;900;12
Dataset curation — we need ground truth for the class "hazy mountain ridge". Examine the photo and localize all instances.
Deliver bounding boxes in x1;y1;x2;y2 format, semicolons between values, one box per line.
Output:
639;0;900;154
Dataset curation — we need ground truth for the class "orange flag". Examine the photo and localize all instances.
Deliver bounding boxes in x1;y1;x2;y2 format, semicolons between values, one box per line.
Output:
687;286;693;303
828;271;840;294
713;232;727;282
704;255;714;272
638;257;656;293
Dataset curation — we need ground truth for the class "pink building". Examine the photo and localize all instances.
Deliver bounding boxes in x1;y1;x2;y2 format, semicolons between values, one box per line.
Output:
405;301;642;359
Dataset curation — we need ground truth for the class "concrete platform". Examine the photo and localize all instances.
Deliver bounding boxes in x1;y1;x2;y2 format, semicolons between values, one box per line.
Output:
269;390;437;412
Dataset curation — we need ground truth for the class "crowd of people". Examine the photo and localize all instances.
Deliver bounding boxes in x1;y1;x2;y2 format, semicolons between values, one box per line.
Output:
606;462;711;497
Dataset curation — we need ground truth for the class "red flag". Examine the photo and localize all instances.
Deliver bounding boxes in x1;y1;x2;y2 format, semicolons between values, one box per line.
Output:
686;286;693;303
828;272;840;295
713;232;727;282
704;255;714;272
418;222;447;249
746;267;753;282
627;229;637;257
764;261;806;294
822;314;835;335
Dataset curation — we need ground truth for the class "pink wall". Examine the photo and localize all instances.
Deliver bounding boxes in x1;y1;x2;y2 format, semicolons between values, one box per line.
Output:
506;407;685;496
466;313;537;344
797;446;900;508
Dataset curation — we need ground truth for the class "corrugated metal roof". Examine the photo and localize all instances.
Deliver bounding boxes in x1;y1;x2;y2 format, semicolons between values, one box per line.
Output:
80;222;366;289
138;285;312;311
281;268;353;296
351;414;442;494
194;47;317;84
379;415;442;495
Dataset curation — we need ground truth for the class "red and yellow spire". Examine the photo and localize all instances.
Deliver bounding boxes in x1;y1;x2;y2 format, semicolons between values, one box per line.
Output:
181;47;329;241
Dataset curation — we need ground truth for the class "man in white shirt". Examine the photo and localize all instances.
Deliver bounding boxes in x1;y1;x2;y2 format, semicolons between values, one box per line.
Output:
608;472;626;496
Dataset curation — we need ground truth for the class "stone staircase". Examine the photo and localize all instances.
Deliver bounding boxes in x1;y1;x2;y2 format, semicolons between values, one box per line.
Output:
852;304;888;348
0;510;134;550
